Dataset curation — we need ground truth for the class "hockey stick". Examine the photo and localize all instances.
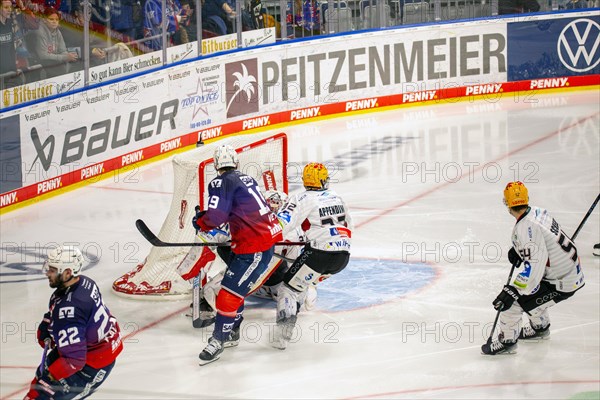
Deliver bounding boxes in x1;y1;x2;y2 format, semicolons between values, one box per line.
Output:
571;193;600;242
39;340;50;375
487;193;600;342
136;219;306;247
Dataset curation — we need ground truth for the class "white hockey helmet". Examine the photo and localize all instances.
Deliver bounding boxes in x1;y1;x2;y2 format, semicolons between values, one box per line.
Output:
213;144;239;170
43;246;84;276
264;190;288;213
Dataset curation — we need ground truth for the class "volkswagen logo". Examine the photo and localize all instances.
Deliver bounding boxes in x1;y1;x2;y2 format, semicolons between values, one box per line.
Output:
557;18;600;73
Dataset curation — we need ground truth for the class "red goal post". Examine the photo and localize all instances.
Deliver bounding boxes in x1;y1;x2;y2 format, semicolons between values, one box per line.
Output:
112;132;288;299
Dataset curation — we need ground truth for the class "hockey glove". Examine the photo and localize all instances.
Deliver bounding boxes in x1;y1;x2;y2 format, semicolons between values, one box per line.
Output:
493;285;520;311
192;206;207;232
37;312;53;348
507;247;522;266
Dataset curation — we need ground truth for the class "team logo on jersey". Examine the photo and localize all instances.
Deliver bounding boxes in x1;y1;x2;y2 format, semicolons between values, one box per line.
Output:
0;246;98;284
58;306;75;319
225;59;259;118
557;18;600;73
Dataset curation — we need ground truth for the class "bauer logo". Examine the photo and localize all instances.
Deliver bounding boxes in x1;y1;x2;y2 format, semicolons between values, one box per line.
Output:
27;99;178;172
558;18;600;73
225;60;259;118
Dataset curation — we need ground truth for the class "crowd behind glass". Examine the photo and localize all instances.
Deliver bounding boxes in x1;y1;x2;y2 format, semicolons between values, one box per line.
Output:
0;0;597;91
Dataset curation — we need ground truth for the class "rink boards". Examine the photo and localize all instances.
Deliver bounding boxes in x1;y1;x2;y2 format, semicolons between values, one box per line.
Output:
0;10;598;212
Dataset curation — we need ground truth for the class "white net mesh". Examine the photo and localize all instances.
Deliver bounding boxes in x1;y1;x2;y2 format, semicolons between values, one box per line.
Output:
112;132;288;299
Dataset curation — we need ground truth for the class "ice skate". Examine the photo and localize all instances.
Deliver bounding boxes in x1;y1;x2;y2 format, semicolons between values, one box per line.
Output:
199;337;224;365
519;324;550;341
223;325;240;348
481;335;518;355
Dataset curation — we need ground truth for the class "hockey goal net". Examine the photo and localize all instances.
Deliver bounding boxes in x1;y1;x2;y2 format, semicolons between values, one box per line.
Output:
112;132;288;299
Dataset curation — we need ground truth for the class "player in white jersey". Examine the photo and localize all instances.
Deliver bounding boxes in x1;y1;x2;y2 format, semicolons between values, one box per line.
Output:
482;181;585;355
273;162;353;349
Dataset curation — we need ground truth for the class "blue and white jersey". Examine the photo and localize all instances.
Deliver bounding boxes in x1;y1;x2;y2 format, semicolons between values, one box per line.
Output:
511;206;584;295
278;189;352;252
196;170;283;254
47;276;122;379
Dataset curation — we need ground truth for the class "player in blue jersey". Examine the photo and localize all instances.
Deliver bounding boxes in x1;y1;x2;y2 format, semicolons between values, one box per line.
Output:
192;144;284;365
25;246;123;399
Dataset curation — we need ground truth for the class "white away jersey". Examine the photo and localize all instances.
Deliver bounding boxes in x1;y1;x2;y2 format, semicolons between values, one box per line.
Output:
278;189;352;252
511;206;584;295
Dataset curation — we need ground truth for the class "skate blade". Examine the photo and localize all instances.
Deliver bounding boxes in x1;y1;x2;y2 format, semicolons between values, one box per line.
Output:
199;355;221;366
271;338;288;350
520;336;550;342
481;348;518;356
223;340;239;348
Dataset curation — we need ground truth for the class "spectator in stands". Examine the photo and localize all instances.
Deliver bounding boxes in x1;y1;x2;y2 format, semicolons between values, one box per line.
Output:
498;0;540;14
29;0;61;13
202;0;235;35
28;7;77;78
110;0;137;41
565;0;588;8
60;2;107;72
178;0;197;42
0;0;23;89
12;0;39;71
143;0;186;49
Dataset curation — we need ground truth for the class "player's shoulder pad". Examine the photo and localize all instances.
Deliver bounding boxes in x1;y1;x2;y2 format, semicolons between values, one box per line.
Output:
298;192;310;201
209;177;223;189
319;189;335;197
73;276;103;308
515;216;537;243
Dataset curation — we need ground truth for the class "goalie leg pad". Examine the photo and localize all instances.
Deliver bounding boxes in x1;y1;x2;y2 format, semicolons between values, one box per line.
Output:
177;246;216;281
203;271;224;311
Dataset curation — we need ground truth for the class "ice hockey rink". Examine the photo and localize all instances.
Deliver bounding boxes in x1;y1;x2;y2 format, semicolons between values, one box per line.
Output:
1;89;599;399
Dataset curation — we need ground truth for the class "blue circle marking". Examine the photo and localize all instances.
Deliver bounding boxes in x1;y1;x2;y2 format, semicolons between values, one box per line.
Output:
246;258;437;312
0;246;99;284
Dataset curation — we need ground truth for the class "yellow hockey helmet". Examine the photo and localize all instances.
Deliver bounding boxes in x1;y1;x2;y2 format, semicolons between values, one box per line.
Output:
503;181;529;208
302;163;329;190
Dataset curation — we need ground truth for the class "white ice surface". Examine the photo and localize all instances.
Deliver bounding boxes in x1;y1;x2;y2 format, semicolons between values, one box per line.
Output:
1;89;599;399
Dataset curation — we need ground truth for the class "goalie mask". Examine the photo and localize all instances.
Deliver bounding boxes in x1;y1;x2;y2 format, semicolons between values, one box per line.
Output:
42;246;84;277
503;181;529;208
302;163;329;190
265;190;288;213
214;144;239;170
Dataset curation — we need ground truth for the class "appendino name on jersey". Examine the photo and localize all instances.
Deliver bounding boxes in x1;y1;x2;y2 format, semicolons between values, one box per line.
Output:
319;205;345;217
